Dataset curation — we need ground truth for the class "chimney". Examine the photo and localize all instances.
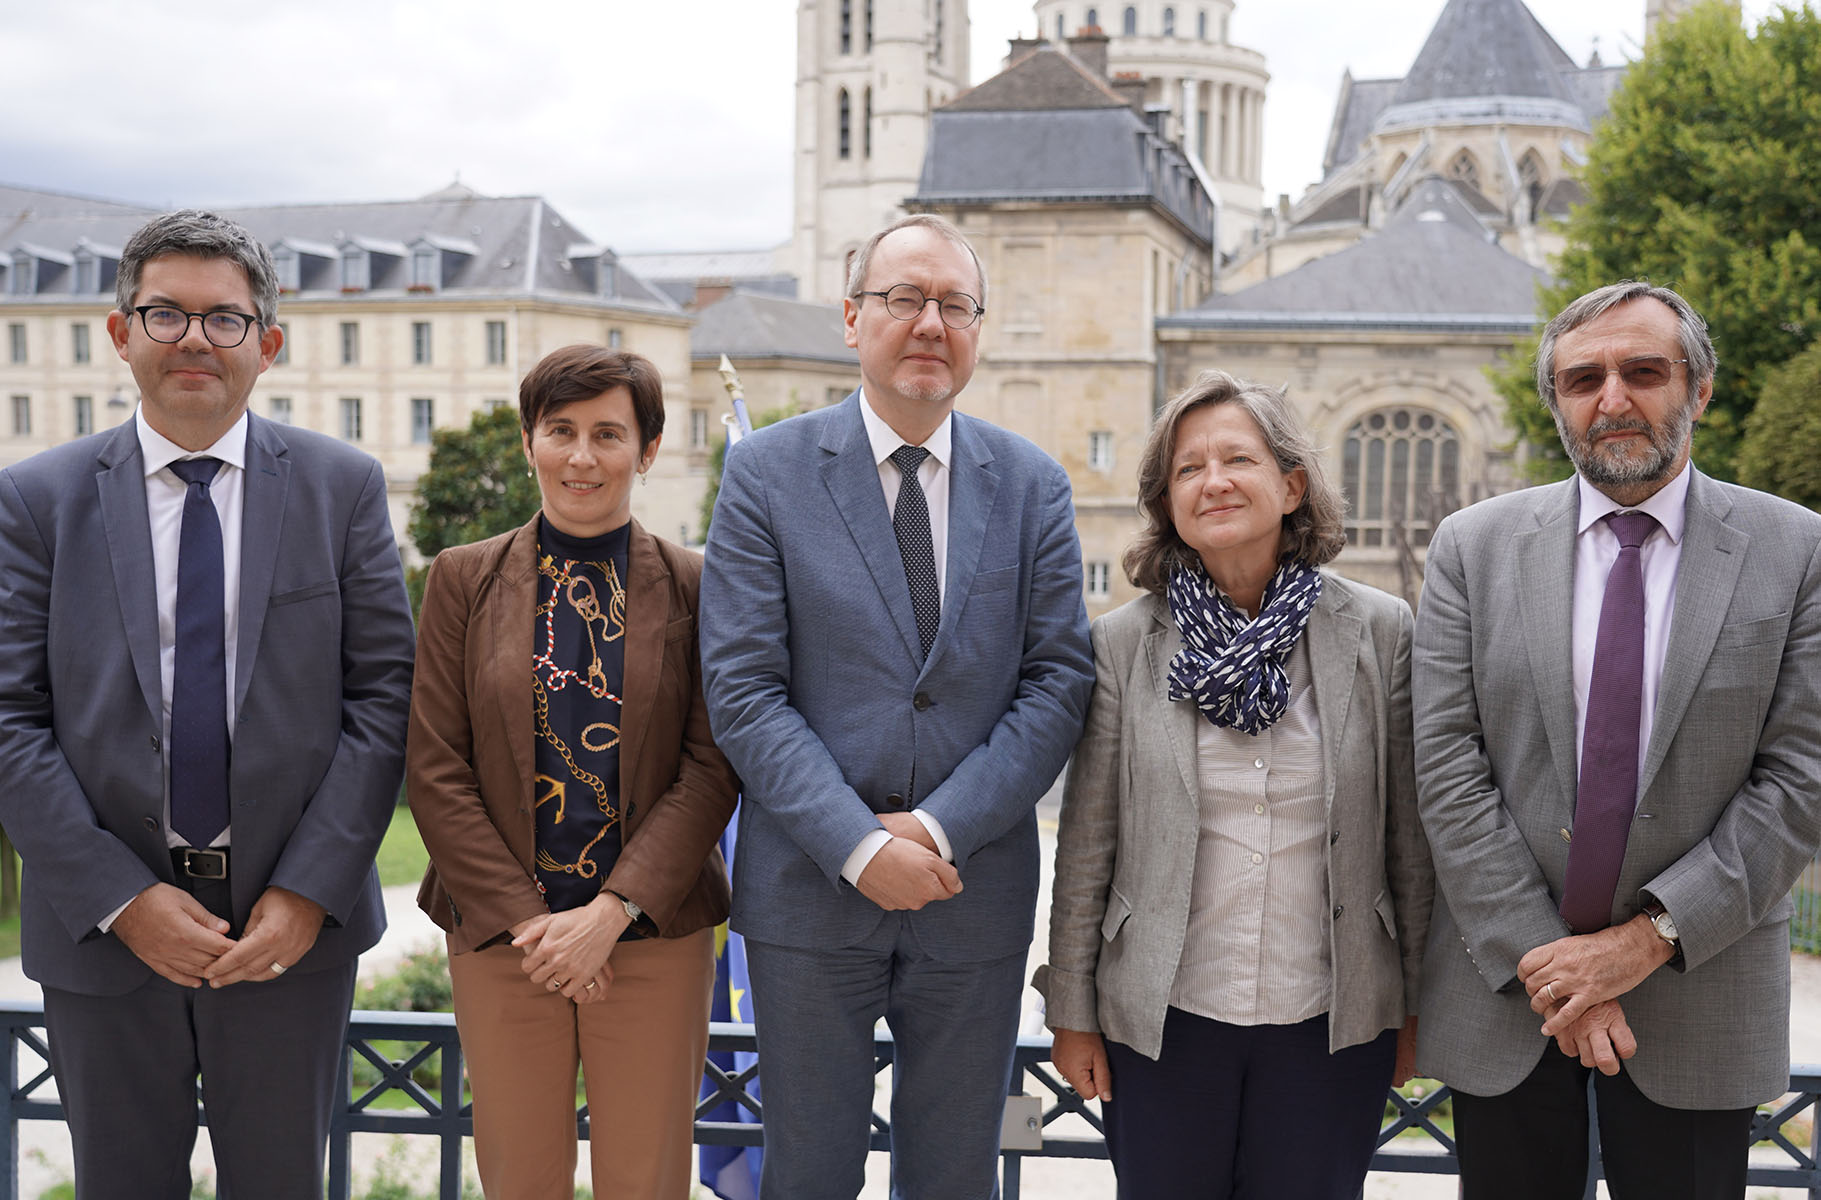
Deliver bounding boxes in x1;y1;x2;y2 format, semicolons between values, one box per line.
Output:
1066;28;1110;79
1007;36;1047;62
1111;71;1147;116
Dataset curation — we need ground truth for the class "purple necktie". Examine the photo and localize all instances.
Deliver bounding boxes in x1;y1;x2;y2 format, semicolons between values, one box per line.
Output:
1560;510;1658;933
169;456;230;848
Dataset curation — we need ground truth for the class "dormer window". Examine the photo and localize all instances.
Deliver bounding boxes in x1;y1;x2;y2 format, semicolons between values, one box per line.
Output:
411;247;437;289
273;239;338;292
8;245;70;295
274;247;301;291
565;244;623;299
341;247;369;291
72;243;118;295
406;235;476;293
337;238;407;291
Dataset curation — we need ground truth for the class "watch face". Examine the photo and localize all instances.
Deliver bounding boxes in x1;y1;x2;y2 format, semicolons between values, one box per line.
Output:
1654;911;1679;942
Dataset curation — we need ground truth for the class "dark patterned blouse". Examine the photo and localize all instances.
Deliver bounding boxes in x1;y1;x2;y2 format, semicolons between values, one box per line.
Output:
531;516;630;916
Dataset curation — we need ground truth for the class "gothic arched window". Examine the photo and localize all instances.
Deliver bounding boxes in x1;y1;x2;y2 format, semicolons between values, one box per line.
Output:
840;0;853;54
1447;148;1481;191
1123;6;1136;34
1163;6;1175;35
1057;11;1067;40
838;88;851;159
1342;408;1463;548
1518;148;1547;209
1198;8;1208;38
863;87;873;159
1087;7;1099;30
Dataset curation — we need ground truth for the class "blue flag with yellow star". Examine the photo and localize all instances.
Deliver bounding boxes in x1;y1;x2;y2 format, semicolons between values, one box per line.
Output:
699;810;762;1200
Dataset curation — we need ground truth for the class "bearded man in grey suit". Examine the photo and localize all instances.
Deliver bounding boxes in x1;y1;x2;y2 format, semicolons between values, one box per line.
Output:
0;211;414;1198
700;214;1093;1198
1413;280;1821;1197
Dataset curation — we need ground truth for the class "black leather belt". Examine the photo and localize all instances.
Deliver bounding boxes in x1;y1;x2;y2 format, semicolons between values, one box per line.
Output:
172;847;229;880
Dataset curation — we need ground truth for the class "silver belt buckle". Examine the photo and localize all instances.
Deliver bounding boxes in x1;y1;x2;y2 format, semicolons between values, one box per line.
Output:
178;847;228;880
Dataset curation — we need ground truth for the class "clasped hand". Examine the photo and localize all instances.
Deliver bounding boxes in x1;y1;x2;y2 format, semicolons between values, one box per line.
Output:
1515;917;1671;1075
511;894;633;1004
112;883;325;989
856;814;962;911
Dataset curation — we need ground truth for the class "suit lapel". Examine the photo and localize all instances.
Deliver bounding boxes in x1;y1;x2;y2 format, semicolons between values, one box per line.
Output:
94;422;162;723
617;519;669;807
1517;480;1582;810
820;396;924;663
1143;601;1201;805
494;520;541;804
235;415;289;717
1640;471;1745;798
1305;579;1359;814
928;415;999;673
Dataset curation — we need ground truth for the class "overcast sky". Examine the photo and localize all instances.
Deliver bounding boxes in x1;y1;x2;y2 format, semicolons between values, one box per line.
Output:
0;0;1780;254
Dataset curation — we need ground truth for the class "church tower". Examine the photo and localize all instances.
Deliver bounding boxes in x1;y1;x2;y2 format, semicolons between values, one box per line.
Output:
1030;0;1269;252
793;0;971;304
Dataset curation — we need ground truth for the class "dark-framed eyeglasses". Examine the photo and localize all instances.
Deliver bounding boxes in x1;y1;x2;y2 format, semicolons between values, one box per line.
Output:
855;283;984;330
133;306;261;349
1553;355;1689;400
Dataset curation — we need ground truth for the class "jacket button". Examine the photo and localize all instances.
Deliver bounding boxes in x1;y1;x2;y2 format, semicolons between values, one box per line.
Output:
913;693;932;712
1330;831;1340;844
886;793;906;809
142;816;159;832
1333;905;1344;919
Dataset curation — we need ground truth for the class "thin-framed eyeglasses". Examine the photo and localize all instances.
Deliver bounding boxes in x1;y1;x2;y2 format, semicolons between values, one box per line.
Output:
1553;355;1689;400
855;283;984;330
133;306;261;349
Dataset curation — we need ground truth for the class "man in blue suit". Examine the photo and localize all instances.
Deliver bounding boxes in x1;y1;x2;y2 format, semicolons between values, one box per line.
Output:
0;211;414;1198
700;214;1093;1198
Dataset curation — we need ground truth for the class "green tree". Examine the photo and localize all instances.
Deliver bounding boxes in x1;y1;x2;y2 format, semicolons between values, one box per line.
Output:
1737;336;1821;508
405;406;540;614
1493;2;1821;484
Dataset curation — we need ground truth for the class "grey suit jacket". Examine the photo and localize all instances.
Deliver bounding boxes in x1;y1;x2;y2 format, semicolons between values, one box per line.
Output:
1036;575;1431;1057
699;393;1094;961
0;414;415;995
1413;470;1821;1108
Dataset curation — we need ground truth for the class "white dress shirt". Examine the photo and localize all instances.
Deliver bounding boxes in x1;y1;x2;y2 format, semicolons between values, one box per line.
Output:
1571;463;1691;779
1170;638;1333;1024
840;391;956;884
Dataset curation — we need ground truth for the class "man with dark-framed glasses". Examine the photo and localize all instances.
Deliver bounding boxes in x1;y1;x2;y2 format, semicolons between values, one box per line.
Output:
1412;280;1821;1197
700;213;1092;1197
0;210;414;1198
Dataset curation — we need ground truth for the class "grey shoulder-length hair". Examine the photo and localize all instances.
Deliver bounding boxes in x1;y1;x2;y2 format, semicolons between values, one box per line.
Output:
1123;370;1346;596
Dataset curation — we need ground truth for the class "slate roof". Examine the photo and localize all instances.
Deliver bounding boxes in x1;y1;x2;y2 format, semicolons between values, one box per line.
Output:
1391;0;1577;106
1166;177;1545;331
690;290;857;365
0;183;677;313
1322;76;1401;175
915;48;1213;244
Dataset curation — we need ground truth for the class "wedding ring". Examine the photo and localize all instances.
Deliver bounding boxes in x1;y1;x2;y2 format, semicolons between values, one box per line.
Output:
270;962;287;976
1545;981;1558;1002
585;981;597;990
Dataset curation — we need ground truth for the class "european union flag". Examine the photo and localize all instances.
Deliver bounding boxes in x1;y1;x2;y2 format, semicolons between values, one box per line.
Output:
699;811;762;1200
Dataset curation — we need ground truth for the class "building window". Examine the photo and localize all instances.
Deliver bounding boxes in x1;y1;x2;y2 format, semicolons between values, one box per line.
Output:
1122;5;1135;33
1056;11;1066;39
864;0;873;50
1342;408;1463;549
1086;7;1098;29
412;321;432;365
1088;430;1114;471
840;0;852;53
10;259;36;295
411;397;435;444
10;395;29;436
411;247;438;290
273;322;289;365
270;395;292;423
1163;6;1175;35
485;320;508;365
340;397;363;442
863;88;873;159
73;395;92;436
838;88;852;160
1447;149;1481;191
274;247;300;291
933;0;944;61
340;322;359;366
1198;8;1208;38
8;323;24;364
71;323;90;365
484;397;510;411
607;328;623;349
690;408;709;449
1086;561;1111;600
340;249;369;291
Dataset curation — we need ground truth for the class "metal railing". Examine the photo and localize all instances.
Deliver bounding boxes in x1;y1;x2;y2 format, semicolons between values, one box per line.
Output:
1;1003;1818;1199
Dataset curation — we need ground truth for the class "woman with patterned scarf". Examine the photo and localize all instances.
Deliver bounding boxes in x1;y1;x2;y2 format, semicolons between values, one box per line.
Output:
1034;369;1434;1198
406;345;738;1198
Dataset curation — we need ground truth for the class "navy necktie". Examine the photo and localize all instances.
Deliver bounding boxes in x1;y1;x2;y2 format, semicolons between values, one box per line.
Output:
889;444;940;659
168;457;230;848
1560;510;1658;933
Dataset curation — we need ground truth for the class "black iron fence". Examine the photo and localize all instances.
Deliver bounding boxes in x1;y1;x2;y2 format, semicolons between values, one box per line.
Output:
0;1004;1817;1199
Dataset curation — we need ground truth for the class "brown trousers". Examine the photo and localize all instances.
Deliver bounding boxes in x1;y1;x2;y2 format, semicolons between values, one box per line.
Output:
448;926;715;1200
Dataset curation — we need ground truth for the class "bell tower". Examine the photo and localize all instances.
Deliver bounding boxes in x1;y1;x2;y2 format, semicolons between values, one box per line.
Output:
792;0;971;303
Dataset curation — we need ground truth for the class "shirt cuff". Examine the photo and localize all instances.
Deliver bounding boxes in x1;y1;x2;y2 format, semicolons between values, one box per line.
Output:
97;898;134;934
912;809;953;862
840;829;894;886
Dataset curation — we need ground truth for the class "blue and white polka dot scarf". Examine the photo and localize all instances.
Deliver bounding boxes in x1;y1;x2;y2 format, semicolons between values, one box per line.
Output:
1166;558;1323;735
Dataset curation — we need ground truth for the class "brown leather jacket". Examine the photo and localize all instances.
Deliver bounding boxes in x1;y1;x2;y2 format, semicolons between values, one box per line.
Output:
407;515;738;954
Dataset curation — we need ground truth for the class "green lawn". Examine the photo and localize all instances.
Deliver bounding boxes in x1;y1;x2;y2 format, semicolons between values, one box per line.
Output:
376;804;430;889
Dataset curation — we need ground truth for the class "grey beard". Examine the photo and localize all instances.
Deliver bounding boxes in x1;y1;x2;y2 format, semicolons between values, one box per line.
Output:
1556;400;1695;488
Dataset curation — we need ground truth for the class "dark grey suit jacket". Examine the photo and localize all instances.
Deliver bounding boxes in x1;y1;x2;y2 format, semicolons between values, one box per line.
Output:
1414;469;1821;1108
0;414;414;995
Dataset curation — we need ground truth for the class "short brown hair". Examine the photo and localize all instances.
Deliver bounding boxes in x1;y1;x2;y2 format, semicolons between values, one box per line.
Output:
1123;370;1346;595
518;344;665;449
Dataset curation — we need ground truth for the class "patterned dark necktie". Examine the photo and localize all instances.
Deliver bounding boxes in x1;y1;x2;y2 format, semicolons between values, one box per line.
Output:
1560;510;1658;933
168;457;230;848
889;444;940;659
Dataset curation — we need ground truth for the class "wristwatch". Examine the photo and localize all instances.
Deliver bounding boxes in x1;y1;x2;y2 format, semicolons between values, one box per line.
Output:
1642;900;1682;963
613;892;643;924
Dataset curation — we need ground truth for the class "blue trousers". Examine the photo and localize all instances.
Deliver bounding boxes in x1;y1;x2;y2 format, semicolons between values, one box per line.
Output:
1102;1007;1396;1200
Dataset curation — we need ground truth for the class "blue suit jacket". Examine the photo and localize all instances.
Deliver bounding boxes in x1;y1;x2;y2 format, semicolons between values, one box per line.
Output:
699;393;1093;961
0;414;415;995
